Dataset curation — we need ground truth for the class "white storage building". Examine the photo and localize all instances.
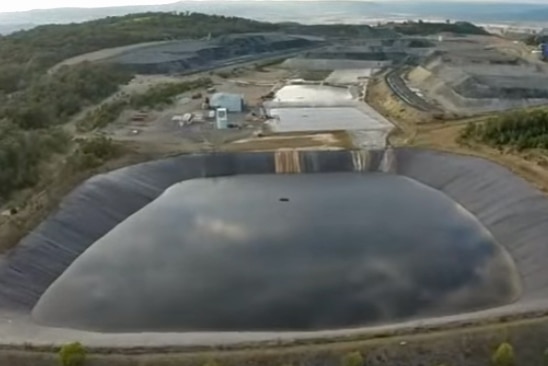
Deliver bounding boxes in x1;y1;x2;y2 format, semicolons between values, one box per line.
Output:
210;93;244;113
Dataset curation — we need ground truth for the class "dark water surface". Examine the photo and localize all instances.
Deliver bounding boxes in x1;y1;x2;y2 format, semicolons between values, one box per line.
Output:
32;173;519;332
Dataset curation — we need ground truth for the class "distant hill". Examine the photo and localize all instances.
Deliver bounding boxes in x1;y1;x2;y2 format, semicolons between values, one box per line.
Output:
0;11;393;94
2;1;548;35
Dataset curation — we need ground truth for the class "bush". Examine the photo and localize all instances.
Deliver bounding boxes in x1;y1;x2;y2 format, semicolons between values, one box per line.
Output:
216;71;231;79
459;109;548;151
341;351;364;366
491;342;515;366
58;342;86;366
130;78;212;109
394;21;488;36
70;135;120;171
203;360;220;366
0;124;71;200
77;99;128;132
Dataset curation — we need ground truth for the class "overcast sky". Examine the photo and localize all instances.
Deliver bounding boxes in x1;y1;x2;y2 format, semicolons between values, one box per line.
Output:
1;0;546;13
0;0;171;12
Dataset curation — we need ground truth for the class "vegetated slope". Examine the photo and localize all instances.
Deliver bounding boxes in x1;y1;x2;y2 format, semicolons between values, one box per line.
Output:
389;21;489;36
0;12;279;94
460;109;548;150
0;62;132;201
1;63;132;129
525;34;548;47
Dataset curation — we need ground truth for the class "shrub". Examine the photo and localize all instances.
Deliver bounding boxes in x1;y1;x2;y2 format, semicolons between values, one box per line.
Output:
341;351;364;366
0;124;71;200
203;360;220;366
129;78;212;108
216;71;231;79
491;342;515;366
459;109;548;151
58;342;86;366
77;99;128;132
70;134;120;171
1;63;132;129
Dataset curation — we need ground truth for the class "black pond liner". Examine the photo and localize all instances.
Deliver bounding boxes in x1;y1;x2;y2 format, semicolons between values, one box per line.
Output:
0;148;547;331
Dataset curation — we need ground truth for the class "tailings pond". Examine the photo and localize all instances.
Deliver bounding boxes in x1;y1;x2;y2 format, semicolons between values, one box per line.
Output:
32;172;519;333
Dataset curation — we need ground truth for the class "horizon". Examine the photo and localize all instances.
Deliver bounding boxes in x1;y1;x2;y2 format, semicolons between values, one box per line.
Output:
3;0;548;15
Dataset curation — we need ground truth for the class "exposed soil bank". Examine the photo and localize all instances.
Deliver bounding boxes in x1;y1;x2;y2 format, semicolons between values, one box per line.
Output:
0;149;546;347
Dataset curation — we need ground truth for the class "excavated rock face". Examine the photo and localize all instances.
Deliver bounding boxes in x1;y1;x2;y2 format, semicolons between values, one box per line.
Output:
407;52;548;113
109;33;322;74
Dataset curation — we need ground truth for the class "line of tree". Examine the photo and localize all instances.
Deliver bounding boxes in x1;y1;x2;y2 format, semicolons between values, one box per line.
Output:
460;109;548;150
391;21;489;36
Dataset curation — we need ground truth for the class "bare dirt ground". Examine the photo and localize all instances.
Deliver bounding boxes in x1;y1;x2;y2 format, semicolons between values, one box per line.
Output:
102;67;292;148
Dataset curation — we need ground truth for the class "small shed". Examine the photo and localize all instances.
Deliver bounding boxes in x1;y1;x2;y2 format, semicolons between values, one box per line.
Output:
210;93;244;113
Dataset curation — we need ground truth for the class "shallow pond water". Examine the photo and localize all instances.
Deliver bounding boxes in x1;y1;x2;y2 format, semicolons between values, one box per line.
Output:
274;84;353;104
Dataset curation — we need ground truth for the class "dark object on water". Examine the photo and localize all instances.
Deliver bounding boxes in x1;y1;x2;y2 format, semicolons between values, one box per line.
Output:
279;197;290;202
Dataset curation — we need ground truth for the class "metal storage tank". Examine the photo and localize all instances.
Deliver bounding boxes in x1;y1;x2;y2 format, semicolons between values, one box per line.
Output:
216;108;229;129
210;93;244;113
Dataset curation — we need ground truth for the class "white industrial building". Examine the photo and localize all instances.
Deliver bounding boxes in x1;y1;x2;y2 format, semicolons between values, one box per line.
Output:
210;93;245;113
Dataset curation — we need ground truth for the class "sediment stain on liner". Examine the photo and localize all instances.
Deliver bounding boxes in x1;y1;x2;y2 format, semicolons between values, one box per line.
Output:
32;173;519;332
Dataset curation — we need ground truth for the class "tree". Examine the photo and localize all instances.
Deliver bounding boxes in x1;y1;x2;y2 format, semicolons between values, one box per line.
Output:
341;351;364;366
491;342;515;366
58;342;86;366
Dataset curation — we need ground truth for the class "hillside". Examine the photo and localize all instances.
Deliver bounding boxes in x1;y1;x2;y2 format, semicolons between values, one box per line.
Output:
389;20;489;36
0;12;280;93
0;11;281;202
2;1;548;34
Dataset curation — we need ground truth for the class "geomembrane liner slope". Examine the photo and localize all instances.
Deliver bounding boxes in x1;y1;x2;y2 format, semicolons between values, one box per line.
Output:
0;149;546;339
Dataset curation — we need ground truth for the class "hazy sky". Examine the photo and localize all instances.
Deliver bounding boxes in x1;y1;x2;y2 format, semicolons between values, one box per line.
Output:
1;0;173;12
